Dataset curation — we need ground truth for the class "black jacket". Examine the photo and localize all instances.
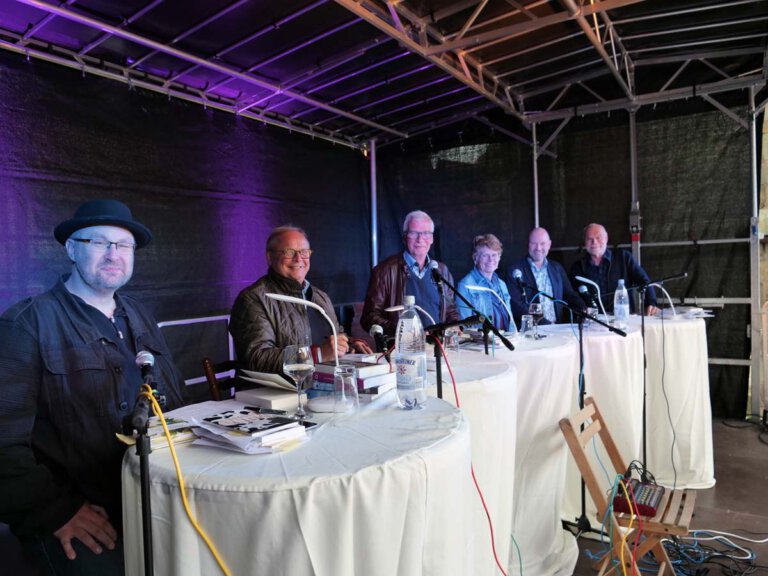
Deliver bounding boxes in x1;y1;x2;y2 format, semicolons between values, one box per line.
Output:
0;278;185;538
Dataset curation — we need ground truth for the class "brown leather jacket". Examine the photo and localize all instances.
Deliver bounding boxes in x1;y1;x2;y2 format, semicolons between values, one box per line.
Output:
361;253;459;336
229;269;339;373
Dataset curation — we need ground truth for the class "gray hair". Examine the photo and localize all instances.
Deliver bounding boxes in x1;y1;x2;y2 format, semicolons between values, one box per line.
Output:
472;233;503;254
266;225;309;251
402;210;434;234
582;223;607;242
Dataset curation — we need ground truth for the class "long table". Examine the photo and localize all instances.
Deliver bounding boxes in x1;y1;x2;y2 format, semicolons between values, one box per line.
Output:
123;398;475;576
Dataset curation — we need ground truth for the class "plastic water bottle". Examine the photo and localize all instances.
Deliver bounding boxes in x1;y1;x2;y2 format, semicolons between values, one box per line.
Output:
394;295;427;410
613;279;630;329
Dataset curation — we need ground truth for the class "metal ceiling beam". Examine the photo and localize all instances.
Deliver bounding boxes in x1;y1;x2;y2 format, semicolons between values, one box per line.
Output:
376;103;498;148
621;15;768;42
19;0;76;41
77;0;165;57
204;18;360;94
629;33;768;56
334;0;524;120
237;36;394;113
0;34;360;149
527;74;764;123
295;62;433;122
422;0;645;56
165;0;330;85
634;47;764;66
462;0;553;55
559;0;633;100
15;0;406;137
311;74;456;132
128;0;249;70
473;115;556;158
613;0;764;26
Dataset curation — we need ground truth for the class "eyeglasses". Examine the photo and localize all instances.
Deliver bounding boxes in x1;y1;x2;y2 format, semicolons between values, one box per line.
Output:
405;231;434;240
271;248;313;259
477;252;500;260
71;238;136;254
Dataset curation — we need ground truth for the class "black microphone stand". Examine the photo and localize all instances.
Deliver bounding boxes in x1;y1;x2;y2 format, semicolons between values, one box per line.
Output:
522;282;625;535
132;381;155;576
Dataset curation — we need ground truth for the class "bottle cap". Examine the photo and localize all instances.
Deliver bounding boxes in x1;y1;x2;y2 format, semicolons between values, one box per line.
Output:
404;295;415;305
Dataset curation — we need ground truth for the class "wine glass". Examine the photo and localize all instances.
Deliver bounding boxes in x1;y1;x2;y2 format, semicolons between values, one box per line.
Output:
528;302;544;339
282;343;315;419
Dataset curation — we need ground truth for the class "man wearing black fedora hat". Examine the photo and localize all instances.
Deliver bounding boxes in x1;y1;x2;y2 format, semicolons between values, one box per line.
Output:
0;199;186;575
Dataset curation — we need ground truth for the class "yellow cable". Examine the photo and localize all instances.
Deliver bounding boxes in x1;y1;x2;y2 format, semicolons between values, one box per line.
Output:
617;479;635;576
138;385;232;576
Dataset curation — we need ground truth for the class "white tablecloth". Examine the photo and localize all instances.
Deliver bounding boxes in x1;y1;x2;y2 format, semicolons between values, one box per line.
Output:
483;335;580;576
544;316;714;530
426;351;517;576
628;315;715;488
123;397;474;576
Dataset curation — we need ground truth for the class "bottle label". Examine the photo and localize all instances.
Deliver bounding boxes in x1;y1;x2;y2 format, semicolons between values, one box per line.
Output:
395;354;424;390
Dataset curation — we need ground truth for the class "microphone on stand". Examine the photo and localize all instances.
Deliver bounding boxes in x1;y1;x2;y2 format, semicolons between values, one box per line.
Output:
430;261;445;321
575;276;607;318
512;269;528;304
369;324;391;354
578;285;599;309
131;351;155;434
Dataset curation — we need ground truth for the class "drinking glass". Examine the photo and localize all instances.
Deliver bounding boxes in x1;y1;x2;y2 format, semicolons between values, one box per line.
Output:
444;327;460;353
520;314;535;339
283;343;315;419
528;302;544;339
333;365;359;413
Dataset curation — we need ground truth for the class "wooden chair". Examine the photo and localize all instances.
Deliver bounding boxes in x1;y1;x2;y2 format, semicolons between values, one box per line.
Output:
202;357;239;401
559;397;696;576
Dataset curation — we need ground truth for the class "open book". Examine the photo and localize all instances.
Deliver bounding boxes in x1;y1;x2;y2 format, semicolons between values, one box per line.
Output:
240;368;296;392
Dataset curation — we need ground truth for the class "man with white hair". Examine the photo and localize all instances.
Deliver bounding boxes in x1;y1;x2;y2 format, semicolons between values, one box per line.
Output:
0;199;186;575
569;223;658;315
361;210;459;336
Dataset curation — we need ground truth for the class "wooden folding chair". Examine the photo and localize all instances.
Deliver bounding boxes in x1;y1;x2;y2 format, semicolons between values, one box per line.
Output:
559;397;696;576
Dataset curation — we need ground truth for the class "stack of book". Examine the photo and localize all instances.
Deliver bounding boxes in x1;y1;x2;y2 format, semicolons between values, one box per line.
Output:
308;360;395;403
192;408;309;454
116;416;196;450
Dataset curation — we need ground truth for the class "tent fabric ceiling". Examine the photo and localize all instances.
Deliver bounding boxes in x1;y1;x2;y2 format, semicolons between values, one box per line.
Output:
0;0;766;150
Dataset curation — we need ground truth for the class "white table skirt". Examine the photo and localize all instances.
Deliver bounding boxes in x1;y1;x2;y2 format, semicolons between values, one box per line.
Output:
486;335;580;576
123;397;475;576
628;315;715;488
427;352;517;576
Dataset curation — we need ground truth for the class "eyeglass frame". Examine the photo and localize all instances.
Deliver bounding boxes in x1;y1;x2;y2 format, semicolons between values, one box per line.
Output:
269;248;313;259
70;237;137;254
404;230;434;240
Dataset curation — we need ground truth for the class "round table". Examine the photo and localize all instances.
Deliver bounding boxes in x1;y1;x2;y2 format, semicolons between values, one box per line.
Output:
426;351;517;576
122;397;474;576
482;334;581;576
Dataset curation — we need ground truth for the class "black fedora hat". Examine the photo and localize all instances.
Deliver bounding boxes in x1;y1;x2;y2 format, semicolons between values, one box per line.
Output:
54;199;152;248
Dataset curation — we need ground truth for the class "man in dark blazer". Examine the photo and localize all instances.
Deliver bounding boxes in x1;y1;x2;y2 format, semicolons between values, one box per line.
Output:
507;227;584;326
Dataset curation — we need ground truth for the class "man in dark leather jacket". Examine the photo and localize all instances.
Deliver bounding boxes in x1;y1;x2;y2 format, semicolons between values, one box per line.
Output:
0;199;186;575
230;225;371;373
361;210;459;336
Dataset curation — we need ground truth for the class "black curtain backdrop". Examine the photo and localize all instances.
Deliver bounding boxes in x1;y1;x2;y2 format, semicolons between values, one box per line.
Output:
0;50;754;416
379;110;752;418
0;52;372;324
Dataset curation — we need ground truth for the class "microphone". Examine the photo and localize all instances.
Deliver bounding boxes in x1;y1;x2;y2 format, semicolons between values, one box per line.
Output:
425;315;483;334
136;350;155;383
578;285;599;308
369;324;389;354
131;351;155;434
430;260;445;294
575;275;607;318
512;269;528;304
